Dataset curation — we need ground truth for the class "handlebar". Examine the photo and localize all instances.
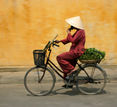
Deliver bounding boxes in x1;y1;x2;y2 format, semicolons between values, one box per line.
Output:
43;35;59;52
53;42;59;47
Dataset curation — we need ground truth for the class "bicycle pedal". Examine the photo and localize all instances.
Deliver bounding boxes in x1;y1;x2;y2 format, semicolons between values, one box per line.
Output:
66;75;76;81
66;76;70;79
66;85;73;89
62;85;73;88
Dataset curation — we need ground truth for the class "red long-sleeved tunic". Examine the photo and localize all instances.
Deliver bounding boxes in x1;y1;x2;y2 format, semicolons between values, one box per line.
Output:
56;29;86;77
61;29;85;55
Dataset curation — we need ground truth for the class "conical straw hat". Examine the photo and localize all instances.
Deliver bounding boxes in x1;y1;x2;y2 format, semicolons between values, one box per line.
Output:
65;16;84;30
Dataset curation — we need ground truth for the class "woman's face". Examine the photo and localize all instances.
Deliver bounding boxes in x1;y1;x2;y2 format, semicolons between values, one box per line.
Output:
70;26;74;30
69;26;78;31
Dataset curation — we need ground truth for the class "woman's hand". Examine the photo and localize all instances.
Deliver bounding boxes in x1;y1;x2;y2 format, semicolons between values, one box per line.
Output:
67;29;71;34
55;40;60;43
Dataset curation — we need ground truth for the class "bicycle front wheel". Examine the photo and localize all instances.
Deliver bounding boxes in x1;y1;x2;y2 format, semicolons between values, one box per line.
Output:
24;66;55;96
76;64;106;95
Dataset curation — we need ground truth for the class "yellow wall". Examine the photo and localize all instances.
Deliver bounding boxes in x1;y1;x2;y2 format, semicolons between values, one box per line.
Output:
0;0;117;66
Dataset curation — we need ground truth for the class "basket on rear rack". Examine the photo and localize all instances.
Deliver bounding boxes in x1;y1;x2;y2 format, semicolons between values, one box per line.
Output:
33;50;46;66
78;48;105;64
79;59;101;64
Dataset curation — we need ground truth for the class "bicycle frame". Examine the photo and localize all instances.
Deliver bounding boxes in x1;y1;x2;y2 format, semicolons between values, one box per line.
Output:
45;47;67;80
39;44;93;83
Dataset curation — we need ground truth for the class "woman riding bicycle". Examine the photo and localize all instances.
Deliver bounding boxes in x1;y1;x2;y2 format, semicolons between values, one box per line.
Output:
55;16;86;87
24;16;107;95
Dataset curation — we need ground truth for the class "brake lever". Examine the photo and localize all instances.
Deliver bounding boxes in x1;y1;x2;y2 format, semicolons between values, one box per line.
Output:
53;41;60;47
53;43;59;47
53;46;57;50
52;43;59;50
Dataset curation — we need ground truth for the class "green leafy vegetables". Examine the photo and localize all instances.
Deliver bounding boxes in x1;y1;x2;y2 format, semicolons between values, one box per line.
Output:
79;48;106;60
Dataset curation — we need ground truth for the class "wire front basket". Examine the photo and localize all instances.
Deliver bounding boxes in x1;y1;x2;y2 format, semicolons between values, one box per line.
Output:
33;50;46;66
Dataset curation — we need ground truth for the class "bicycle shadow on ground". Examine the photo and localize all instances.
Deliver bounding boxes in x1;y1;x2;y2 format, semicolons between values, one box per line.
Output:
26;87;107;97
50;87;107;96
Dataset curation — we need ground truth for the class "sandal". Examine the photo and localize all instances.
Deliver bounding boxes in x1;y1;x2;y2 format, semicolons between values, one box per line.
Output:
67;70;78;76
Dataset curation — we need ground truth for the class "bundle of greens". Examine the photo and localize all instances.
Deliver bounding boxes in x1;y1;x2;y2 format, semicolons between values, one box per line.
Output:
79;48;106;60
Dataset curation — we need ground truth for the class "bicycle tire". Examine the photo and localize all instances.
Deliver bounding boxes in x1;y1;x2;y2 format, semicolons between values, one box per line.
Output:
24;66;56;96
76;64;106;95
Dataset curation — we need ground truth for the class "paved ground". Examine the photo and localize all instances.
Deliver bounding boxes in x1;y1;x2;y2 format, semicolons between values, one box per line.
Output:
0;65;117;107
0;81;117;107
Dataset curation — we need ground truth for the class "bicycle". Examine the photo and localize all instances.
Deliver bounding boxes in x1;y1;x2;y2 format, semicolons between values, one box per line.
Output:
24;35;107;96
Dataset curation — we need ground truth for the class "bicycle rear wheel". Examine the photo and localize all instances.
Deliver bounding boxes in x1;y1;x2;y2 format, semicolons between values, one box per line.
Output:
24;66;55;96
76;64;106;95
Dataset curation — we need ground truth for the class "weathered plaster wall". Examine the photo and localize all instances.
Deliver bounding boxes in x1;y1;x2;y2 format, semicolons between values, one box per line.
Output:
0;0;117;66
